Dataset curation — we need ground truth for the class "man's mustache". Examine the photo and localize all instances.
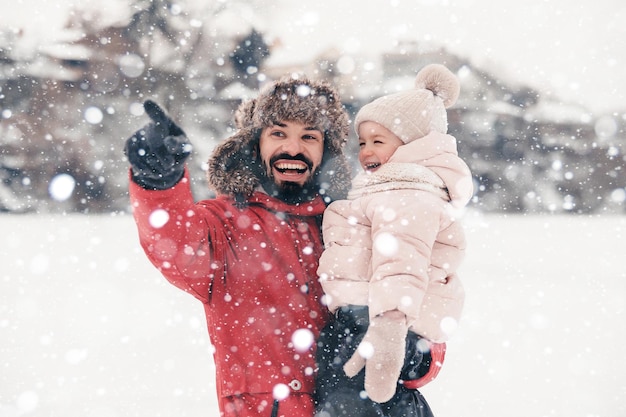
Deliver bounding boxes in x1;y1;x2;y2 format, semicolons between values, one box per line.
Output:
269;153;314;171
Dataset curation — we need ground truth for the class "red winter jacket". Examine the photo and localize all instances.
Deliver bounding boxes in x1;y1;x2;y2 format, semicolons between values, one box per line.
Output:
129;172;331;400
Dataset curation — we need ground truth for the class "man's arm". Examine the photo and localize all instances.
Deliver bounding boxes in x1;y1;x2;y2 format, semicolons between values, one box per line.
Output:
128;170;216;303
124;101;213;303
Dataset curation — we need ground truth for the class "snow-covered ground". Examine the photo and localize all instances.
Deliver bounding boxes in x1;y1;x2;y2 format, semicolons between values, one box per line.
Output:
1;212;625;417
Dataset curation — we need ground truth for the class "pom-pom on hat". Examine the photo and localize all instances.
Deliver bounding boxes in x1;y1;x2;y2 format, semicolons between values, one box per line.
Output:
354;64;460;143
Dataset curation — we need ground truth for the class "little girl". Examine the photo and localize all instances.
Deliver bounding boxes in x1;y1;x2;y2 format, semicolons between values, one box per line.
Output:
315;64;473;417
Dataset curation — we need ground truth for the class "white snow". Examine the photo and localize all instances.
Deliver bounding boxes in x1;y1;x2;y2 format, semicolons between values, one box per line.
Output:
48;174;76;202
1;212;625;416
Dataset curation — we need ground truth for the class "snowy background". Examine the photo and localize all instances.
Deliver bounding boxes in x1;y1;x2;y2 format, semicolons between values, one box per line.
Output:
2;0;625;215
1;212;625;417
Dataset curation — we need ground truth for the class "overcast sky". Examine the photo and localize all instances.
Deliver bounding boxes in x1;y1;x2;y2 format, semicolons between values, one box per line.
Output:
3;0;625;114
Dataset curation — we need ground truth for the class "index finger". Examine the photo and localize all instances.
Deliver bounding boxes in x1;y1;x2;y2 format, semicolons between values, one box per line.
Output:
143;100;172;126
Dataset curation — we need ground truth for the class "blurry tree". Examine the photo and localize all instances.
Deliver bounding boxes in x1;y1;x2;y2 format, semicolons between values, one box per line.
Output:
229;29;270;89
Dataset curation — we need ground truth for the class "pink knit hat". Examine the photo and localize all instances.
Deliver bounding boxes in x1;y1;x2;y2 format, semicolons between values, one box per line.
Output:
354;64;460;143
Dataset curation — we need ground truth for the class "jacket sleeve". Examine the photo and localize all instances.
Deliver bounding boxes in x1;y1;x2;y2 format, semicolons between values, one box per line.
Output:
317;200;372;311
365;190;445;323
129;169;217;303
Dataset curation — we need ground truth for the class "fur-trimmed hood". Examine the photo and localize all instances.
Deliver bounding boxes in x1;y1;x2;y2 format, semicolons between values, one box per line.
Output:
207;75;352;204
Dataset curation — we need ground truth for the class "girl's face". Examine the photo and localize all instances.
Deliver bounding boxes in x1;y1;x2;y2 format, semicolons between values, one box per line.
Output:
357;121;404;173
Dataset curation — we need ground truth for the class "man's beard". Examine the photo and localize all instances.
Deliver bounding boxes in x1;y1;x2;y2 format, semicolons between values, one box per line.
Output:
258;153;319;205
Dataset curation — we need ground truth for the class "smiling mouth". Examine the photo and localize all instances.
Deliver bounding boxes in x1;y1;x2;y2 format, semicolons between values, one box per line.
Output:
274;161;309;175
364;162;381;171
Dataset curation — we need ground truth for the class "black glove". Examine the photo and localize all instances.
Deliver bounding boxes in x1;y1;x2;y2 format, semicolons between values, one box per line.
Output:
124;100;191;190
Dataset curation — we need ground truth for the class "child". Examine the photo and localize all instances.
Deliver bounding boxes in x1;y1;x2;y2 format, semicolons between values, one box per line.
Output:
315;64;473;417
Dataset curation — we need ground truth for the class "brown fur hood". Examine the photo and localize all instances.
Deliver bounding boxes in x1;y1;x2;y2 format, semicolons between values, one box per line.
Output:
207;75;352;204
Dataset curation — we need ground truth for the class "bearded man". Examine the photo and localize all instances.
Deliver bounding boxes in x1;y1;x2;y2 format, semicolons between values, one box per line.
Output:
124;75;351;417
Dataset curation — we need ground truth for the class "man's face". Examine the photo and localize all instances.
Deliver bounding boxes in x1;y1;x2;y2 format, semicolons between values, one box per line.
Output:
258;121;325;202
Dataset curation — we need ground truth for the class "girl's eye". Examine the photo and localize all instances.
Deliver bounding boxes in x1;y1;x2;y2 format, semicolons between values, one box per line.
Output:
358;142;365;147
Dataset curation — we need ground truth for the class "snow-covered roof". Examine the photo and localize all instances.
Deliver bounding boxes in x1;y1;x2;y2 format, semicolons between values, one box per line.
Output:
380;75;414;94
38;43;92;61
525;99;593;125
23;57;83;81
485;100;524;117
218;81;257;101
349;75;414;101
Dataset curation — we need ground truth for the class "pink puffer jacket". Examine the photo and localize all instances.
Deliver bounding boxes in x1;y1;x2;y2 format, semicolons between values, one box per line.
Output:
317;131;473;342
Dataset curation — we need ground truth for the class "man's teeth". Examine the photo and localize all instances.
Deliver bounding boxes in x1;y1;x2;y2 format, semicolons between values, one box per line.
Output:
276;162;307;171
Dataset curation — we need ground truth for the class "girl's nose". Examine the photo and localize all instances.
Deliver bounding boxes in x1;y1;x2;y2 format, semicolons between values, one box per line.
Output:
359;145;373;157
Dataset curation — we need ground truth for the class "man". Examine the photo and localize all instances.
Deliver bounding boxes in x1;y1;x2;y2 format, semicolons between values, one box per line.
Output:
124;75;351;417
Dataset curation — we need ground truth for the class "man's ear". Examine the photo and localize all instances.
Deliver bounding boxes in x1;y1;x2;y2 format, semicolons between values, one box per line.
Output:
250;134;261;160
247;139;263;175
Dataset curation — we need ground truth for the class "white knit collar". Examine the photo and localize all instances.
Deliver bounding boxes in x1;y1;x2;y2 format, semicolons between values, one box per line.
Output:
348;162;449;200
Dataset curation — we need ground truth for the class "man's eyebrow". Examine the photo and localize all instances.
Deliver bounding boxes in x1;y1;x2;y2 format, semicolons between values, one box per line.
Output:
270;121;320;132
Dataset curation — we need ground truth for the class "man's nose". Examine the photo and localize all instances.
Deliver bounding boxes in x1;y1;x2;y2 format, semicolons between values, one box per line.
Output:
281;136;303;155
